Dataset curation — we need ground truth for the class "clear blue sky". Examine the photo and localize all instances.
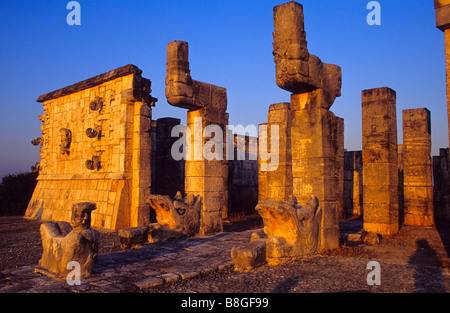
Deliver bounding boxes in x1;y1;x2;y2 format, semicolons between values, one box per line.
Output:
0;0;447;178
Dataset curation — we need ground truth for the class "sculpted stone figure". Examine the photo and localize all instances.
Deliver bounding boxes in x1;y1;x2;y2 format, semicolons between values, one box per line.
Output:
59;128;72;155
260;1;342;252
256;195;322;264
165;40;228;235
36;202;100;278
146;192;202;237
231;195;322;270
272;1;342;106
85;155;101;170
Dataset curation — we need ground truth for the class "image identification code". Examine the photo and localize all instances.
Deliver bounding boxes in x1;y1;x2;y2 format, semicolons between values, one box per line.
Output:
181;297;269;310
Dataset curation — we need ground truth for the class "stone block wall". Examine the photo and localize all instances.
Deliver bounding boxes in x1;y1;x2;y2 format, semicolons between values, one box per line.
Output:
26;65;156;230
151;117;185;198
433;148;450;223
228;134;258;217
343;150;362;217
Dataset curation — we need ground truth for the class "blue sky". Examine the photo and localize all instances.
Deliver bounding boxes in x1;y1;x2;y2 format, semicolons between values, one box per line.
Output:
0;0;447;178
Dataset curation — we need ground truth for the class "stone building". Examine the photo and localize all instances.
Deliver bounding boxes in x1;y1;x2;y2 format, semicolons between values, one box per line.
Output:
26;62;260;231
26;65;156;230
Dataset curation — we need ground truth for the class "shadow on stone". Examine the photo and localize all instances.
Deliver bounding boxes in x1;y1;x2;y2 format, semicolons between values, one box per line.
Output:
407;238;446;293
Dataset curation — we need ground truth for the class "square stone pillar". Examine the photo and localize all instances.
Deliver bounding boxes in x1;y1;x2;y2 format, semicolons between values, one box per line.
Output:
402;108;433;226
290;90;341;251
258;102;293;202
185;108;228;235
165;40;229;235
337;117;345;218
362;87;399;235
268;1;343;252
435;0;450;151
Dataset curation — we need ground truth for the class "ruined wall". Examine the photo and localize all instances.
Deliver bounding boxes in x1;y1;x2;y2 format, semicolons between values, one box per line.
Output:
151;117;185;198
343;151;362;217
433;148;450;223
362;87;399;235
26;65;155;230
228;134;258;217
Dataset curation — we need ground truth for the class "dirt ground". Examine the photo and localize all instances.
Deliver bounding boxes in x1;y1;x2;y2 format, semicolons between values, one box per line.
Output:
0;215;263;271
0;215;449;293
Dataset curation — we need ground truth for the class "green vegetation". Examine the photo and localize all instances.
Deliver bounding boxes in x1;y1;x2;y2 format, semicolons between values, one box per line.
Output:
0;172;38;216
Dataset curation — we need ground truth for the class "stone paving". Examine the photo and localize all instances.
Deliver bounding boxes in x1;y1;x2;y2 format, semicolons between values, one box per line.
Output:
0;228;263;293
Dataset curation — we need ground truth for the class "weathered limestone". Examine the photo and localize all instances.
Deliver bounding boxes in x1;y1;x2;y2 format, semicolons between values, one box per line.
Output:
36;202;100;278
118;226;149;249
165;41;228;235
362;87;399;235
258;196;322;265
259;1;343;251
258;103;293;202
434;1;450;224
402;108;434;226
231;236;267;272
146;192;202;237
337;117;345;218
231;196;322;269
435;0;450;152
435;0;450;31
26;64;157;230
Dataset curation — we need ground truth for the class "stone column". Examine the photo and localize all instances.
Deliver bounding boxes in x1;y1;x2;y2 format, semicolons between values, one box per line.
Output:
258;102;293;202
271;1;343;251
290;91;341;251
435;0;450;148
165;40;228;235
129;101;152;227
402;108;433;226
185;108;228;235
362;87;399;235
337;117;345;218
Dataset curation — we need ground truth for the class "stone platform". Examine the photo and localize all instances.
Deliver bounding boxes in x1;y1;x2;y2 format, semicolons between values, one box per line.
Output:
0;229;263;293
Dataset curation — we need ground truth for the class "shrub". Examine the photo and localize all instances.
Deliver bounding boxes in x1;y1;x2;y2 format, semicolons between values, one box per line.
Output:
0;172;38;216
